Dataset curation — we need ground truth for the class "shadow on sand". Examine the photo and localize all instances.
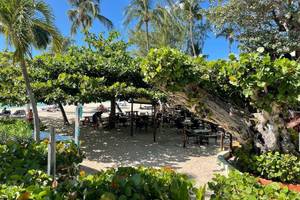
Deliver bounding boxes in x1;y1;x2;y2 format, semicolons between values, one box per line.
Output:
80;126;220;169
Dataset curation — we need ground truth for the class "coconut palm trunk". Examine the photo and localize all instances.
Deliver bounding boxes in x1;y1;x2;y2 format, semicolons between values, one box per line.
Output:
189;6;196;57
145;20;150;52
21;58;40;142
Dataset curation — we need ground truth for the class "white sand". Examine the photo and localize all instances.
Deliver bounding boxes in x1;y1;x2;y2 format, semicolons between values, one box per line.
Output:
7;102;226;187
80;127;225;186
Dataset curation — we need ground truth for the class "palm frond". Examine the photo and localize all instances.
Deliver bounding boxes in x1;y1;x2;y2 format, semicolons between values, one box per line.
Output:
34;0;54;23
96;15;113;29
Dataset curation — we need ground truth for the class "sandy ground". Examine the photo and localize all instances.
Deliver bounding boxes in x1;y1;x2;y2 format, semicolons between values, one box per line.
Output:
7;102;225;187
80;126;225;187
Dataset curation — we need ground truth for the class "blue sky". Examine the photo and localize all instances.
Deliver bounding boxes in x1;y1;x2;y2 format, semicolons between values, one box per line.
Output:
0;0;238;60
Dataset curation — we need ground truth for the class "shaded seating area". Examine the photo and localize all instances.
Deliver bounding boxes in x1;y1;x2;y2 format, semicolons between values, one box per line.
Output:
79;99;232;151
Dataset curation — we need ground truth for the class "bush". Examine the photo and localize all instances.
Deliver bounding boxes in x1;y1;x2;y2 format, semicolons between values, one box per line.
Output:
234;149;300;184
56;167;205;200
0;167;205;200
208;171;300;200
254;152;300;184
0;184;54;200
0;118;32;142
0;140;84;185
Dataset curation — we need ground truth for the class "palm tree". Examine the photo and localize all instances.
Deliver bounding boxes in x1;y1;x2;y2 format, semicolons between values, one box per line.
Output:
0;0;62;141
216;27;235;54
154;6;185;48
170;0;205;57
68;0;113;35
124;0;156;52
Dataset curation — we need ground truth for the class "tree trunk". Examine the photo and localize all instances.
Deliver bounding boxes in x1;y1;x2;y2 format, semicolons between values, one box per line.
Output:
145;20;150;52
229;39;233;54
165;84;298;154
109;96;116;129
116;102;123;114
58;102;70;125
20;58;40;142
189;7;197;57
254;104;298;154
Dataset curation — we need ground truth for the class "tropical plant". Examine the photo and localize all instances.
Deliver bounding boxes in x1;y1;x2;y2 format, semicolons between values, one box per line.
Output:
0;140;84;185
208;171;300;200
0;119;32;142
0;0;62;141
168;0;208;56
216;27;235;53
68;0;113;35
141;47;300;154
128;5;186;56
208;0;300;59
234;150;300;184
124;0;157;52
0;166;204;200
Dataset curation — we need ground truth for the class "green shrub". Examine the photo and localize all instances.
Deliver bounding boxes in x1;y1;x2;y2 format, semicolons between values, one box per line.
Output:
0;118;32;142
0;183;55;200
56;167;204;200
208;171;300;200
0;140;84;185
254;152;300;184
0;167;205;200
234;149;300;184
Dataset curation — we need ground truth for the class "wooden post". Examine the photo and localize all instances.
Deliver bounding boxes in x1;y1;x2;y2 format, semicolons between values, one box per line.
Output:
229;133;233;155
130;100;134;136
74;104;81;146
153;104;157;142
220;131;224;151
47;127;56;177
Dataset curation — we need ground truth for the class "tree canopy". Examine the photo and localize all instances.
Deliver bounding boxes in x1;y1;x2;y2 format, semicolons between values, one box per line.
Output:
141;47;300;153
0;32;163;107
207;0;300;59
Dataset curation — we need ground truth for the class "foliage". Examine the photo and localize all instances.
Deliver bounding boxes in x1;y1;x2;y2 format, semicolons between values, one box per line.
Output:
207;0;300;58
0;52;27;105
56;166;203;200
0;166;204;200
208;170;300;200
0;0;63;141
126;0;209;56
142;47;300;152
0;140;84;185
234;149;300;184
0;119;32;142
124;0;156;53
0;32;163;106
141;47;201;91
67;0;113;35
0;184;53;200
0;0;62;59
142;47;300;111
254;152;300;184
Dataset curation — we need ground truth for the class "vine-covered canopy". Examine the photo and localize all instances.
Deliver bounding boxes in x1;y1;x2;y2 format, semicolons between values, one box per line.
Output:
0;32;164;106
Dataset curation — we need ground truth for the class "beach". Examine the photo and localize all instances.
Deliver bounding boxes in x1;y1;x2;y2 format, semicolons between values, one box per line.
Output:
3;101;224;187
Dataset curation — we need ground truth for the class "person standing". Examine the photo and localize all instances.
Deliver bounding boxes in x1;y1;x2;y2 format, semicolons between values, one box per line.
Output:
27;109;34;123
